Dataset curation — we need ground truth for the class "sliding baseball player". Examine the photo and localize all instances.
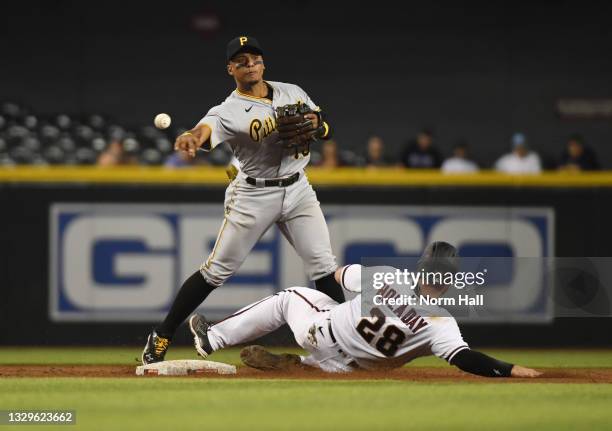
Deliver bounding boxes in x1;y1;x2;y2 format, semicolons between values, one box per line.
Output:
189;242;541;377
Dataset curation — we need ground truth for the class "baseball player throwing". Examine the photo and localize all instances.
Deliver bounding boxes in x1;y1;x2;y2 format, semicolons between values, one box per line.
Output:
142;36;344;364
188;242;541;377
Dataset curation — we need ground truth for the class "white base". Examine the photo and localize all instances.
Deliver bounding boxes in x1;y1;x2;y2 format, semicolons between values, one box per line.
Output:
136;359;236;376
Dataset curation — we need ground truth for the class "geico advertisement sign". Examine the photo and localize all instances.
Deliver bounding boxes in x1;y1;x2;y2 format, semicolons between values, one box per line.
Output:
49;204;553;321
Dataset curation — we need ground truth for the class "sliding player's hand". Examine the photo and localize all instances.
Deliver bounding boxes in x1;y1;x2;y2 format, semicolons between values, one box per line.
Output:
511;365;542;378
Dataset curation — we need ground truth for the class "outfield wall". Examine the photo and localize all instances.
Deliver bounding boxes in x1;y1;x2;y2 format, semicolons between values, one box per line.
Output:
1;168;611;346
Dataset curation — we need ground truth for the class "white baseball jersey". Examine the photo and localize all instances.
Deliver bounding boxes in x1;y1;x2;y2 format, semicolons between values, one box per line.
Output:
198;80;320;178
329;264;469;369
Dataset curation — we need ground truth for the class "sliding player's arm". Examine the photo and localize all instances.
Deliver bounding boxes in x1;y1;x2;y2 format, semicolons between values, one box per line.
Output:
450;349;541;378
432;317;541;378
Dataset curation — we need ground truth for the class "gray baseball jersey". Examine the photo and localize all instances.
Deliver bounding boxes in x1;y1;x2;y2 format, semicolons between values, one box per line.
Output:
194;81;337;287
198;80;320;178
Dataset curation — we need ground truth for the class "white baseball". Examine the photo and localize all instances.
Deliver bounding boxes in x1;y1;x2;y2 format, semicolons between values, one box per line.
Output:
154;113;172;129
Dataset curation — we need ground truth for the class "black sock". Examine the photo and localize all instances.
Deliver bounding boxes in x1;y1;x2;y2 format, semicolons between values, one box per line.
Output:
315;272;345;303
156;271;217;338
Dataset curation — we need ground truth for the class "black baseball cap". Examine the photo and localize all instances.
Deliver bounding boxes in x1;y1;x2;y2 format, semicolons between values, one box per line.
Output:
226;36;263;62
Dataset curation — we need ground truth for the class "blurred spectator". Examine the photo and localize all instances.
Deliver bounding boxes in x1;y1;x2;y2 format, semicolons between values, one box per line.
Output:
97;139;137;166
494;133;541;174
558;134;600;171
365;136;393;167
441;140;479;173
318;140;341;169
400;128;442;169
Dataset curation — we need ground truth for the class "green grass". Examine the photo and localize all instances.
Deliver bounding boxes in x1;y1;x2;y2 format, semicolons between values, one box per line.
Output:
1;379;611;431
1;348;611;431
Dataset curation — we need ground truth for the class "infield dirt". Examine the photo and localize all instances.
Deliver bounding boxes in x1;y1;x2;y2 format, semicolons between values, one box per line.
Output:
1;365;611;383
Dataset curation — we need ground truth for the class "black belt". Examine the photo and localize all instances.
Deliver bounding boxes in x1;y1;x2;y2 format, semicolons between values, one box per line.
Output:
246;172;300;188
328;321;337;343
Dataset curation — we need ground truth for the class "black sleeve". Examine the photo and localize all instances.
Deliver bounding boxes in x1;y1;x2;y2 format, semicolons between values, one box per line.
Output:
450;349;514;378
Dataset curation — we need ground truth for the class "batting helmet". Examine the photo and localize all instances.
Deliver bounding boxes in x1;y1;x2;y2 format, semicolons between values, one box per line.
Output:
417;241;459;280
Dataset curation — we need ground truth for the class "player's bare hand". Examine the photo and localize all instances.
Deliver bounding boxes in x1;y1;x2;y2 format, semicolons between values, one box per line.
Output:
304;113;319;130
511;365;542;378
174;132;201;158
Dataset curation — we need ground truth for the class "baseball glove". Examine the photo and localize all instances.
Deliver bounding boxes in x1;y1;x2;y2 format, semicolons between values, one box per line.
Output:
275;102;323;155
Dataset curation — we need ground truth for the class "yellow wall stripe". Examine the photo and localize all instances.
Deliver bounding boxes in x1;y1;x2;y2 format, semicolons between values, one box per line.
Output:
1;166;612;188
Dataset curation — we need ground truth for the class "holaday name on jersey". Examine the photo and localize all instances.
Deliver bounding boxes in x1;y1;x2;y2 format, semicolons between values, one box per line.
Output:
329;264;469;370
